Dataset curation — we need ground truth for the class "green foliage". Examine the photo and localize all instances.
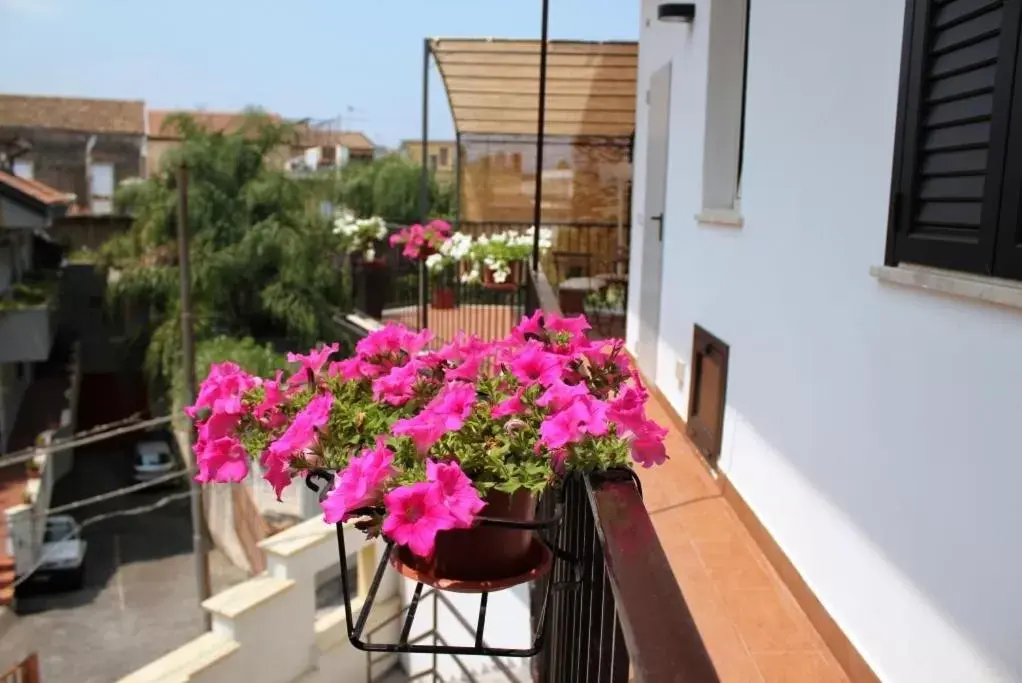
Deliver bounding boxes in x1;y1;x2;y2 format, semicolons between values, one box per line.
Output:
0;271;59;313
101;111;347;391
336;154;455;224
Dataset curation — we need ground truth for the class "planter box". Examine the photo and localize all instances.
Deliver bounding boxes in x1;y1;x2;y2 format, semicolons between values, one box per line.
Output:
352;260;392;321
0;306;56;363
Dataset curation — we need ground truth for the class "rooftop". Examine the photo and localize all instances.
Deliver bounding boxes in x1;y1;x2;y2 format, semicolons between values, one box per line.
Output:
0;170;75;208
0;94;145;135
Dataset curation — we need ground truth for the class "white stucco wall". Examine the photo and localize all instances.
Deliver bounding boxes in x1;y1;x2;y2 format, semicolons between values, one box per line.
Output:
629;1;1022;682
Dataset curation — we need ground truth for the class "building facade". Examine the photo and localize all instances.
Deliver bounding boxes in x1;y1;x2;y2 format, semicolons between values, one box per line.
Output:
627;1;1022;682
400;139;457;185
0;95;145;215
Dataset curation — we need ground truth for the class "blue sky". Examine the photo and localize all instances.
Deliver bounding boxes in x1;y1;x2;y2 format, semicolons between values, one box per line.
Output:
0;0;639;147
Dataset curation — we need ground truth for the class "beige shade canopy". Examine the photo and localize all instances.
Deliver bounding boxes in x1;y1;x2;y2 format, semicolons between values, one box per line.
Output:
430;38;638;138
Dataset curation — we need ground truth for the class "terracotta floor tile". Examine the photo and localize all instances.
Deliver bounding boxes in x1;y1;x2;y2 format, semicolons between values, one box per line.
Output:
683;582;765;683
753;651;849;683
693;538;774;593
718;588;821;653
668;497;745;544
638;456;717;512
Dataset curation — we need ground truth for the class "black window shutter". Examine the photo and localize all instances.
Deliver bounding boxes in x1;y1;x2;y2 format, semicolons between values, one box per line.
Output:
993;17;1022;281
888;0;1022;275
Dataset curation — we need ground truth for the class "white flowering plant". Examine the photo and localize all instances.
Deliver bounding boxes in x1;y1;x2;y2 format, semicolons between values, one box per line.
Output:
466;228;553;285
425;232;474;275
334;211;389;261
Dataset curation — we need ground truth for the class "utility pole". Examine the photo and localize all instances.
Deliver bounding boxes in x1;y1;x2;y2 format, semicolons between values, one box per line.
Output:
176;162;212;628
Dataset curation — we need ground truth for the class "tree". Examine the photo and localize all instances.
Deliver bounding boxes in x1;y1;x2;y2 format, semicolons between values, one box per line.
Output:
103;111;347;392
336;154;455;224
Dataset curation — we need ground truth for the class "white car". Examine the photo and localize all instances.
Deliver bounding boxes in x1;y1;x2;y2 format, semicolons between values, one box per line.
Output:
134;440;176;483
36;515;87;589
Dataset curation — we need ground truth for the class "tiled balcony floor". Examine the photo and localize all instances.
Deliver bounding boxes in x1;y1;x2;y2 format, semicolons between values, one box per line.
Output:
636;394;850;683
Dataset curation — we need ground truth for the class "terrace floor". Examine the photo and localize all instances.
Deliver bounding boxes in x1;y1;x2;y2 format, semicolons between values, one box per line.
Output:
636;393;850;683
381;304;625;344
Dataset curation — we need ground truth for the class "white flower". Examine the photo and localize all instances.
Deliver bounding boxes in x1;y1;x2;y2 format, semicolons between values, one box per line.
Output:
425;253;444;272
365;246;376;261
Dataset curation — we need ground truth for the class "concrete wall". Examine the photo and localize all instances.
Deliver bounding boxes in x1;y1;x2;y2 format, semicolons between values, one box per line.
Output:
118;517;401;683
0;197;47;231
5;347;79;576
0;127;144;208
628;1;1022;681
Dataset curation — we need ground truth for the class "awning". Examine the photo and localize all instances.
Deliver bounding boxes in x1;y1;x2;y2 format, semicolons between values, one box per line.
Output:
430;38;638;138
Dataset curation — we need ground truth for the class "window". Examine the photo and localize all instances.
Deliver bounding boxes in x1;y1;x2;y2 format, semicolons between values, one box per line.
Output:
439;146;449;167
12;159;33;180
687;325;729;466
429;154;438;172
701;0;751;214
90;162;115;215
887;0;1022;281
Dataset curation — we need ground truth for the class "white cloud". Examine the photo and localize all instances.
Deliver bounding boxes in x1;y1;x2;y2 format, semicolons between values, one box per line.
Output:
0;0;62;16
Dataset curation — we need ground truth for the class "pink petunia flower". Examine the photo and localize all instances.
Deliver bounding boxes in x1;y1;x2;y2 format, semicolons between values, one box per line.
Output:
508;310;546;344
510;341;565;387
429;382;477;431
538;396;610;450
391;414;446;453
608;385;648;434
492;388;527;418
287;343;340;385
536;379;590;412
426;459;486;527
322;438;395;523
382;482;457;557
373;360;425;406
253;371;287;420
262;392;334;498
629;419;669;468
186;362;256;418
195;437;250;483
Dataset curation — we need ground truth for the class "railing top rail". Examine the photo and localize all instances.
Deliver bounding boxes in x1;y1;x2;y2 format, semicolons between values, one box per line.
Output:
586;474;720;683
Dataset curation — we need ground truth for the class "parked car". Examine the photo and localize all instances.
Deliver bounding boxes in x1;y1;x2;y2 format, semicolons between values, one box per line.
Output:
133;439;176;484
35;515;87;589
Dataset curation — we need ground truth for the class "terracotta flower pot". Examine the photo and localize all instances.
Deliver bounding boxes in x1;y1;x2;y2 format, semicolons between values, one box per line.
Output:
432;286;456;310
392;489;550;591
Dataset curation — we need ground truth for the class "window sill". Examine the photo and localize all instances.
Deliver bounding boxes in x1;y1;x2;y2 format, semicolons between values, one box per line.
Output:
870;264;1022;311
695;209;744;228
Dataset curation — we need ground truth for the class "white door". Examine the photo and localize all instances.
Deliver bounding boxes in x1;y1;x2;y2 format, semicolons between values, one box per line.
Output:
636;62;672;380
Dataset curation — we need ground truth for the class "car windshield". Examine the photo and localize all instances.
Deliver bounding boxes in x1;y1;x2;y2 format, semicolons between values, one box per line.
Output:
44;519;75;544
138;451;166;466
136;443;170;466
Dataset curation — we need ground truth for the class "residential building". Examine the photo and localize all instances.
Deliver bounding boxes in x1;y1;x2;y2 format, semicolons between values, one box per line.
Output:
0;94;146;215
0;171;72;452
400;139;457;185
294;127;375;170
627;1;1022;681
0;170;75;608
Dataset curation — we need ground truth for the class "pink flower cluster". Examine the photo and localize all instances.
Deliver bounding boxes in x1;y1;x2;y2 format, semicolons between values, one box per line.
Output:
185;312;669;559
185;343;342;498
389;219;452;260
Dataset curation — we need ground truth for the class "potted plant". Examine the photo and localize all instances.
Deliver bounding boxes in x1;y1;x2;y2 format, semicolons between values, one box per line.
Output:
389;219;452;261
466;228;553;288
335;212;391;319
184;313;668;588
424;233;472;310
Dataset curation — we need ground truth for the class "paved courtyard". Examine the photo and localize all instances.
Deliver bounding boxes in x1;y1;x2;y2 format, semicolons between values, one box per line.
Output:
0;443;247;683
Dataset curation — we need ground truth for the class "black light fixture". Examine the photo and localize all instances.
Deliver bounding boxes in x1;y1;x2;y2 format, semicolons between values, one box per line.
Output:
658;2;696;23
